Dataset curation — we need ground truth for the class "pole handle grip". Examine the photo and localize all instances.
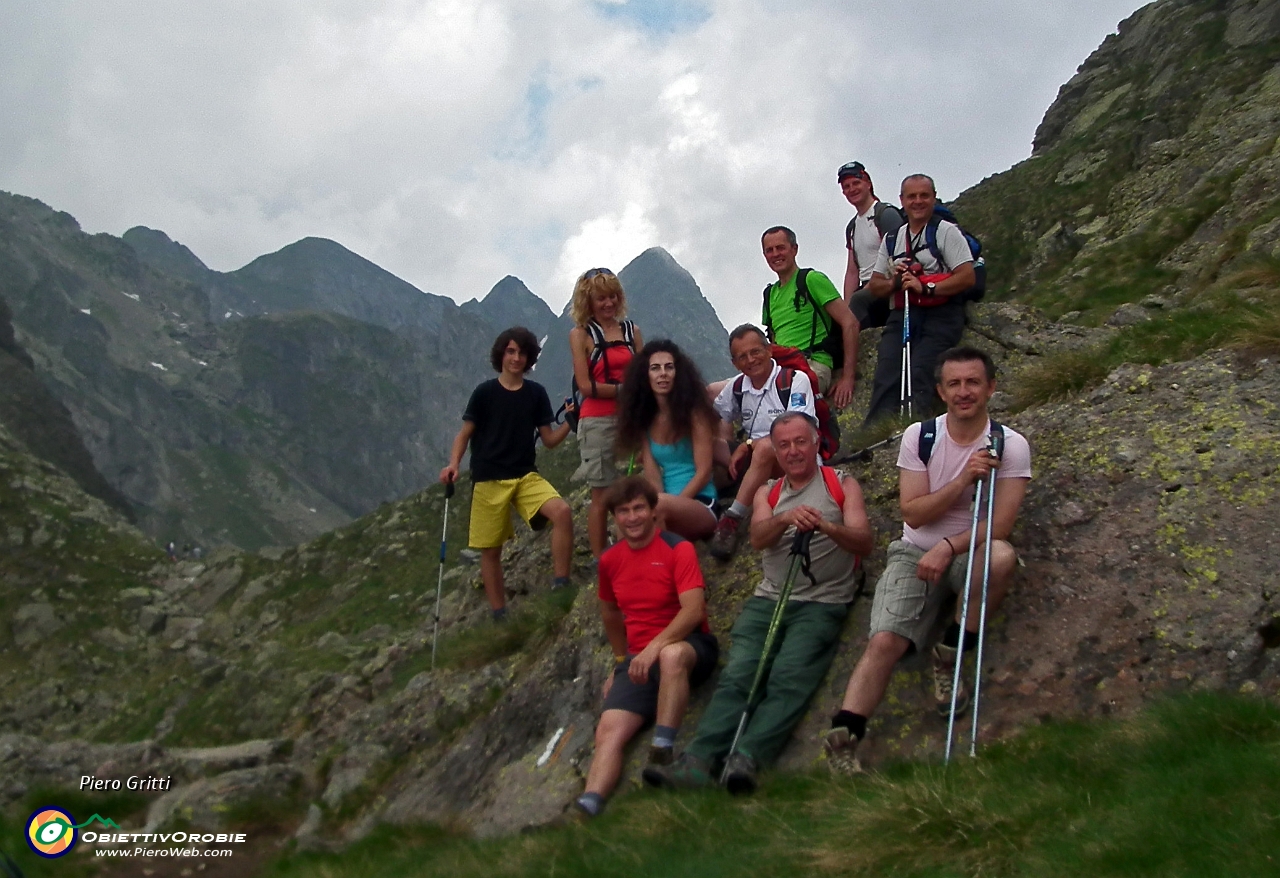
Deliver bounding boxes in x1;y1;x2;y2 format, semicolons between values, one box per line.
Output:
445;481;455;499
791;529;814;556
987;427;1004;460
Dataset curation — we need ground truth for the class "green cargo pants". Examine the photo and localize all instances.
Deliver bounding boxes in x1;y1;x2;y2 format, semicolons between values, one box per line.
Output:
686;597;848;767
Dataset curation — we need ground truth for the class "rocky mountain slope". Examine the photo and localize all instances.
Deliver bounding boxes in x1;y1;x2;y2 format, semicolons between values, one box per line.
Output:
4;308;1277;845
2;194;501;549
4;0;1280;859
6;198;733;553
955;0;1280;322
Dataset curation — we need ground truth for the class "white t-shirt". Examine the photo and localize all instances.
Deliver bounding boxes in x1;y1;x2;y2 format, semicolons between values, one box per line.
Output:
713;360;816;440
848;201;886;286
896;414;1032;551
873;217;973;278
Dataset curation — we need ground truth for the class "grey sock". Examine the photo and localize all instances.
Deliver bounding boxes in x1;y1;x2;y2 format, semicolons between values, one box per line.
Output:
552;576;571;590
727;502;749;519
575;791;605;817
652;725;678;750
491;607;508;622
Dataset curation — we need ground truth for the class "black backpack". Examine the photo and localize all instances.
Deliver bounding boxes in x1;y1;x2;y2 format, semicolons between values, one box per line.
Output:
761;268;844;371
563;319;636;432
918;417;1003;465
884;204;987;303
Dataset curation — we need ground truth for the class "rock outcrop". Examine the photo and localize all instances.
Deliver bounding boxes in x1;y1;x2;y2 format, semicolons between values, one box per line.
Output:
956;0;1280;320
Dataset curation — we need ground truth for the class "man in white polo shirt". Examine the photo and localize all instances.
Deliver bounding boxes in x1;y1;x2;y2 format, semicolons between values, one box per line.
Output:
708;324;816;560
824;347;1031;773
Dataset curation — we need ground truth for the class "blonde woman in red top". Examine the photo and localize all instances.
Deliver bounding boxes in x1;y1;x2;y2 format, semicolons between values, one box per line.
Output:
570;268;644;559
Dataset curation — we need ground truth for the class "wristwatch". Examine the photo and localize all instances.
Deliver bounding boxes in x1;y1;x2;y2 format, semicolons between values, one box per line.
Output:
926;282;937;295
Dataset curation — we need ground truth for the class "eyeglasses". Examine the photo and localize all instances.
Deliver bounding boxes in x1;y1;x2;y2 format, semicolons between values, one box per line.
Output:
837;161;867;181
581;267;614;280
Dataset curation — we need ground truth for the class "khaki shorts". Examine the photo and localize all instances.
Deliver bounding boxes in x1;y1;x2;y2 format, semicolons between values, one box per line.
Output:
869;539;977;652
808;360;834;394
469;473;561;549
573;415;621;488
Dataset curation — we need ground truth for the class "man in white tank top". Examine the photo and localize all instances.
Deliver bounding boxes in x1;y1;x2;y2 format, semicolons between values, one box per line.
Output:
824;347;1031;774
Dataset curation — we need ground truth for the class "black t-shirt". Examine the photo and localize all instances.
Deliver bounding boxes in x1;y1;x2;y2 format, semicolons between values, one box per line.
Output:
463;378;553;482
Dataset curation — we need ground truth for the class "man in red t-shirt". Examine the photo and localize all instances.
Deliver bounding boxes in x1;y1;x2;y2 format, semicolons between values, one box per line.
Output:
572;476;719;819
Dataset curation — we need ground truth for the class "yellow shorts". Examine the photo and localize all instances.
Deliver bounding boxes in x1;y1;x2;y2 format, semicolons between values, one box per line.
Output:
468;473;562;549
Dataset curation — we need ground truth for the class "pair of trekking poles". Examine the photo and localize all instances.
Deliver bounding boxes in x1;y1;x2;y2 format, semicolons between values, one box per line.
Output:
945;428;1004;762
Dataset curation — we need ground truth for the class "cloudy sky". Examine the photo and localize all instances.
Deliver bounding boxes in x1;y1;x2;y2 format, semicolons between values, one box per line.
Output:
2;0;1148;330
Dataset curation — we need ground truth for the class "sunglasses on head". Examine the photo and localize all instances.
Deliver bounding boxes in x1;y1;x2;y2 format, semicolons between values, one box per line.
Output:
582;267;615;280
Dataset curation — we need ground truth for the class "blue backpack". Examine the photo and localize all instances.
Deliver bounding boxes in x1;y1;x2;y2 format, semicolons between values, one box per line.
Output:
884;204;986;302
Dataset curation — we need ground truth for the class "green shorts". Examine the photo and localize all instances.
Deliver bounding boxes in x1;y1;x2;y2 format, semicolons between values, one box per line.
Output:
573;415;621;488
868;539;974;652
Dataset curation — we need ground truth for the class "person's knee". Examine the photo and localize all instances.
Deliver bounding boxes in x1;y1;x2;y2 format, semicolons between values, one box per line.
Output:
658;642;695;676
867;630;910;663
594;713;631;749
542;497;573;527
480;546;503;562
749;438;776;469
990;540;1017;581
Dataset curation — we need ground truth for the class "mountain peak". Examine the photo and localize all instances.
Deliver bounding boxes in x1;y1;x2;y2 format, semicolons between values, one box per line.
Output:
122;226;211;285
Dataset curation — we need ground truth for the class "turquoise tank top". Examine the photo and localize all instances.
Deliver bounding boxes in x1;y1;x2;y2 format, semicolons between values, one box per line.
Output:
649;434;715;503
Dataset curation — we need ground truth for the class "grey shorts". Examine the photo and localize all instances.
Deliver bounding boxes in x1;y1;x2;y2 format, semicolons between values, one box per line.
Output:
574;415;620;488
869;539;976;652
602;630;719;723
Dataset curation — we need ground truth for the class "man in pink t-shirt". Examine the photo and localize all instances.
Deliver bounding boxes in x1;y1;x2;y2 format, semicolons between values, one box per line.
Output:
571;476;718;819
823;347;1031;773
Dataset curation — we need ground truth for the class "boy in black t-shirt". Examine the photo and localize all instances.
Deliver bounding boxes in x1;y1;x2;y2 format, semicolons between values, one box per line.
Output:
441;327;575;619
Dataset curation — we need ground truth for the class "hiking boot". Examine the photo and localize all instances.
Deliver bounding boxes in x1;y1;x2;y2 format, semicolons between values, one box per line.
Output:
647;745;674;767
822;726;862;778
708;514;742;561
722;752;759;796
642;752;712;790
932;643;969;720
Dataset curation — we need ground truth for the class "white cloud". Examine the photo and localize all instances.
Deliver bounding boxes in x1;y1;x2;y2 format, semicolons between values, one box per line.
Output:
0;0;1149;332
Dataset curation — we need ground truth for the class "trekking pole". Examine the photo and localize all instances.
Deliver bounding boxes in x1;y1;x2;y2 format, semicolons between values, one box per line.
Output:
840;430;905;465
969;428;1005;757
721;530;814;781
431;479;455;670
899;292;913;418
945;472;985;764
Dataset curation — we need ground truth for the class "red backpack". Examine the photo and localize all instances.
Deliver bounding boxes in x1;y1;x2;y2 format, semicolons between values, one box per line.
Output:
766;465;845;509
732;344;842;460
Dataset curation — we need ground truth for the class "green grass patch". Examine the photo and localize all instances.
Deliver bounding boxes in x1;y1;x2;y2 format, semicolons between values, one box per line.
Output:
434;586;579;671
1013;280;1278;409
265;692;1280;878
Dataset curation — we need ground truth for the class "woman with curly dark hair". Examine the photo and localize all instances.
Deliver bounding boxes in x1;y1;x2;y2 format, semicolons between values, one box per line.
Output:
616;340;719;541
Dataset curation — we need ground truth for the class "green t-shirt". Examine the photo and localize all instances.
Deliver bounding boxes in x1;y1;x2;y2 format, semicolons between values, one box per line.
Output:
763;269;841;368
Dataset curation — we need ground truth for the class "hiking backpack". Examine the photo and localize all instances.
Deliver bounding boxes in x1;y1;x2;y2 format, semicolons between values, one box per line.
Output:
732;346;841;460
761;268;844;371
917;417;1003;465
562;319;636;432
844;201;906;255
884;203;987;303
